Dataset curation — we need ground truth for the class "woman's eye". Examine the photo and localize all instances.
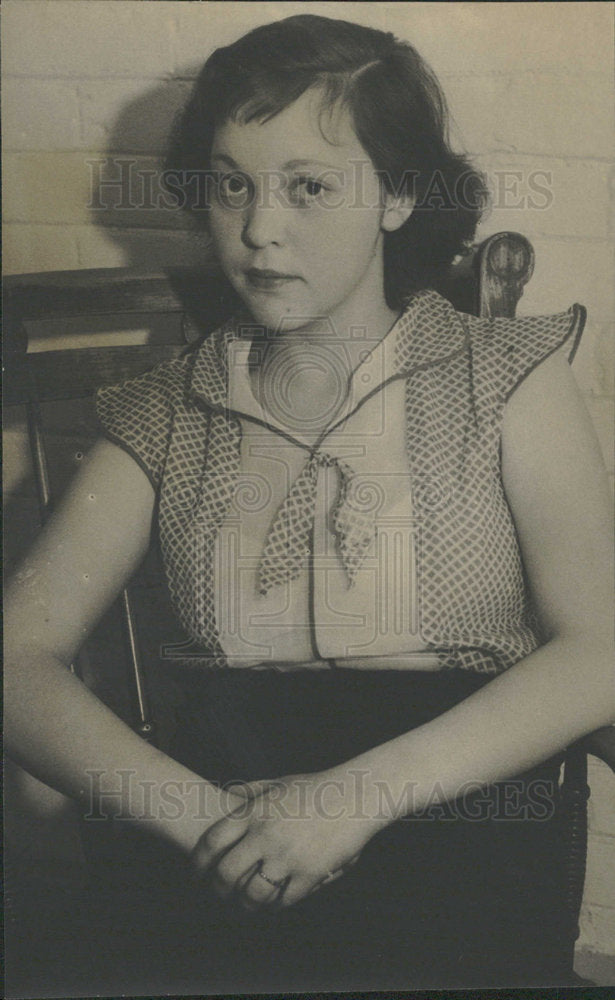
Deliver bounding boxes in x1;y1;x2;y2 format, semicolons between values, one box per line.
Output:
217;172;252;206
302;179;324;197
291;177;327;203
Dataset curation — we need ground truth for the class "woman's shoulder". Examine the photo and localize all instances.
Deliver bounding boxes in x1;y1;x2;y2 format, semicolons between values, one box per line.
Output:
96;316;235;412
95;353;191;430
400;289;585;384
432;291;587;401
460;300;585;357
93;318;238;489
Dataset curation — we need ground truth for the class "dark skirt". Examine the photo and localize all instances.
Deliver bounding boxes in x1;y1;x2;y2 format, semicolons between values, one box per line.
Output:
8;668;571;995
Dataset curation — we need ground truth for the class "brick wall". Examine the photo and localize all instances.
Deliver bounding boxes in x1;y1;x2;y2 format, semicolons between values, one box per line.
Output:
4;0;614;969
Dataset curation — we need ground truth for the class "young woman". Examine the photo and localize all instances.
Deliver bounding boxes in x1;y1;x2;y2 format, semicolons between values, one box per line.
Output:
5;14;613;993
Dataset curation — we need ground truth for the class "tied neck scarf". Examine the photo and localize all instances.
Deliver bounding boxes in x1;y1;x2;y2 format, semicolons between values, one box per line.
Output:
258;450;379;596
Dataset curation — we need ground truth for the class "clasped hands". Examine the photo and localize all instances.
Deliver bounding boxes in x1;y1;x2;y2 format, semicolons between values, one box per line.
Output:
190;770;377;910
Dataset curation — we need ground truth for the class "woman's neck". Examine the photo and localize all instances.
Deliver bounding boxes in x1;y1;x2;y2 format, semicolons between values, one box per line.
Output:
246;293;402;437
254;295;400;376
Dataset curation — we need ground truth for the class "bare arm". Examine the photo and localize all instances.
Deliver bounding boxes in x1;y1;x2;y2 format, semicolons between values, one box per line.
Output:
4;439;235;855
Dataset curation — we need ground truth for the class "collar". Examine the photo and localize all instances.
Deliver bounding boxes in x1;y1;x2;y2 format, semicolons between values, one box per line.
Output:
186;289;470;413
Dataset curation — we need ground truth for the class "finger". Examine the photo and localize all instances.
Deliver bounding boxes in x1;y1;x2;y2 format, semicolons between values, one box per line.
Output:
190;815;249;875
275;874;315;908
245;862;288;899
241;866;289;909
211;858;262;901
212;859;288;908
212;838;287;907
214;844;260;895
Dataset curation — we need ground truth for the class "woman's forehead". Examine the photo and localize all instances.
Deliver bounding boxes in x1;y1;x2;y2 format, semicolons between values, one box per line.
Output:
211;88;369;173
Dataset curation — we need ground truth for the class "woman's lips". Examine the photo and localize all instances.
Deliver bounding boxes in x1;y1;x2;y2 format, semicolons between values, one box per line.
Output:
245;268;300;291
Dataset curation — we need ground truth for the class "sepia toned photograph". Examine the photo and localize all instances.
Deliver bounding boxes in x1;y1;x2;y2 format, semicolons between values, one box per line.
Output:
3;1;615;995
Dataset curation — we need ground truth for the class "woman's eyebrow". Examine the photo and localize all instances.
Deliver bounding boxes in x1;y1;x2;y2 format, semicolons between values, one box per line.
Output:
284;159;344;172
210;153;344;174
210;153;239;168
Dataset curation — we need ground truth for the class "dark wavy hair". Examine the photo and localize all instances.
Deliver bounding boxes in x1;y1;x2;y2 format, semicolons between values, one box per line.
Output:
164;14;489;308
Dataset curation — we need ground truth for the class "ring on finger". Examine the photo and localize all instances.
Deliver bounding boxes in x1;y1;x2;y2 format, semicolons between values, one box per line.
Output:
257;868;286;889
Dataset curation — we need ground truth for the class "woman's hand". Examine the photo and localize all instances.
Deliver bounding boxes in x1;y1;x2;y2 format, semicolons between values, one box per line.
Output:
190;771;378;908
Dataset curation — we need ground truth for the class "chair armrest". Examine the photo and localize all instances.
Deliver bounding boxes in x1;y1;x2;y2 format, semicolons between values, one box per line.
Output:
579;726;615;773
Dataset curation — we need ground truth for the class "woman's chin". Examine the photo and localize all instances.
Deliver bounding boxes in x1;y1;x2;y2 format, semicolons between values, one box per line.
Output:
240;295;320;334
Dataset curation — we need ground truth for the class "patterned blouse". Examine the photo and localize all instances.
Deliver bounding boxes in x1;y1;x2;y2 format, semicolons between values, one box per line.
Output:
96;289;585;674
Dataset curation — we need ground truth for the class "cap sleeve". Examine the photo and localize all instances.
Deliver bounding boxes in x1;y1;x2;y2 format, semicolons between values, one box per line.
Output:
95;361;184;490
465;303;586;403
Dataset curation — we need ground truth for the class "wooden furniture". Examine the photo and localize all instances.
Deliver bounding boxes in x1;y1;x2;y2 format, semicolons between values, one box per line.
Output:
4;233;614;982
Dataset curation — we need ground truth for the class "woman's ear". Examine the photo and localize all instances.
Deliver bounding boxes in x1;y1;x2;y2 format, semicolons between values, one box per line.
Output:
381;193;414;233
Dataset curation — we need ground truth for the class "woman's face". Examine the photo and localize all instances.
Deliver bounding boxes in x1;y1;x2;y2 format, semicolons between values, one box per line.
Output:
208;88;406;334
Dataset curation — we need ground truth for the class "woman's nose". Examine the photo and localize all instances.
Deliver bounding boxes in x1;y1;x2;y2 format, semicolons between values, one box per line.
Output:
241;198;286;249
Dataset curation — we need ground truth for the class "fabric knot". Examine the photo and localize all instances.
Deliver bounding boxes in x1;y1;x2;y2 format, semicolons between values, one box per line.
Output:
258;450;377;596
312;451;338;468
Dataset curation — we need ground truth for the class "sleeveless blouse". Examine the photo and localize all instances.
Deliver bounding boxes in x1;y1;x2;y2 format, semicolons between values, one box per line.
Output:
96;289;585;674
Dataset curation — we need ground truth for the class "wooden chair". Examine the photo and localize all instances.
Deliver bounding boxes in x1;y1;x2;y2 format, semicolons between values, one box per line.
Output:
4;232;614;985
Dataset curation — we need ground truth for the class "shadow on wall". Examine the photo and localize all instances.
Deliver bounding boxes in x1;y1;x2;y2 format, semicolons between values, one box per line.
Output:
89;68;216;271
